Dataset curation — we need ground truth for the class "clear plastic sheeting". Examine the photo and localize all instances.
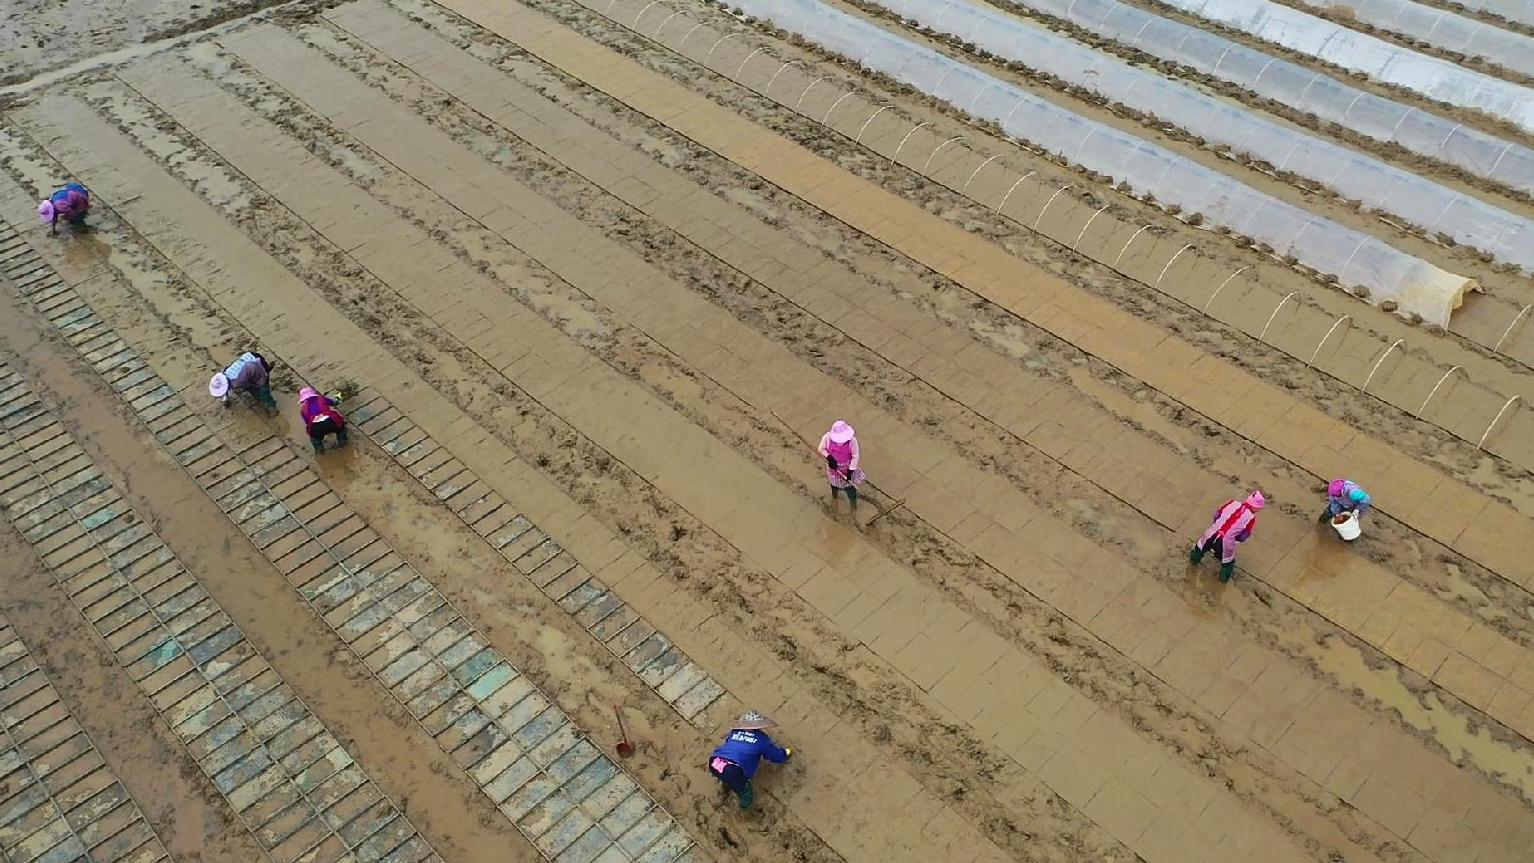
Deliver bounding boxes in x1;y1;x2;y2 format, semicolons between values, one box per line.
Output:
726;0;1477;324
1287;0;1534;78
1450;0;1534;30
1150;0;1534;134
988;0;1534;196
875;0;1534;272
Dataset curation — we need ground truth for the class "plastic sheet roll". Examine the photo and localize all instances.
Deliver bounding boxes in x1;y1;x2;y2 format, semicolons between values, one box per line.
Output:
987;0;1534;196
1150;0;1534;134
726;0;1476;324
871;0;1534;272
1285;0;1534;78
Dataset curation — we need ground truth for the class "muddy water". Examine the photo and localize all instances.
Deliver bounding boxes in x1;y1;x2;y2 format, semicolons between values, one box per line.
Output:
276;12;1534;800
333;0;1534;794
2;1;1534;861
0;523;267;863
62;23;1534;858
0;274;537;863
19;84;1100;863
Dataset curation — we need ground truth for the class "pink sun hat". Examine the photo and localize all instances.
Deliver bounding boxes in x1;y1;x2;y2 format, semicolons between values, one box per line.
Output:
828;420;855;443
36;201;55;223
298;386;320;403
1245;490;1267;510
208;373;230;399
1326;479;1346;497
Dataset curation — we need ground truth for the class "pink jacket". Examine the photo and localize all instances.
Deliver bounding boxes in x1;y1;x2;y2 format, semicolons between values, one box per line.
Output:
1197;499;1258;563
817;433;859;470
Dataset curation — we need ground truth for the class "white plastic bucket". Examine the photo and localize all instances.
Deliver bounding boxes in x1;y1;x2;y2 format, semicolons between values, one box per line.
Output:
1332;510;1362;541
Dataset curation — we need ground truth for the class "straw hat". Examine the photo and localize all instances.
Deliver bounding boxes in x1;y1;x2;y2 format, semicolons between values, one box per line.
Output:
731;710;777;731
827;420;855;443
208;373;230;399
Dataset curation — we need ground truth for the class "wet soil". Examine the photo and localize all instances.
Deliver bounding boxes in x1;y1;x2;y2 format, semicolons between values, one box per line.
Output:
1;0;1533;862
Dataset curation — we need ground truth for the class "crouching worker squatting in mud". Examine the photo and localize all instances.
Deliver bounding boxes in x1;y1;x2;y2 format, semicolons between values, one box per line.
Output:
298;387;349;454
708;711;791;811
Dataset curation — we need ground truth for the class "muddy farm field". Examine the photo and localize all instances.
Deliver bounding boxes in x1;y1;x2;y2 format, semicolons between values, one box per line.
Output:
3;0;1534;860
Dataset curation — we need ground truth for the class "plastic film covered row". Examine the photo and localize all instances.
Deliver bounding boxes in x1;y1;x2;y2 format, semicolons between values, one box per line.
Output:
1285;0;1534;78
1150;0;1534;134
727;0;1476;324
986;0;1534;196
873;0;1534;272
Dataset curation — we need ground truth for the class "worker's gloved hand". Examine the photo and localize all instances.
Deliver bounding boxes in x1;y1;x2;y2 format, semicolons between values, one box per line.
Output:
826;454;837;470
784;747;793;760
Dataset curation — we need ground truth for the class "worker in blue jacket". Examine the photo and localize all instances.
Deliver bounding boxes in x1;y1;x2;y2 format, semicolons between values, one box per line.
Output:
708;710;791;810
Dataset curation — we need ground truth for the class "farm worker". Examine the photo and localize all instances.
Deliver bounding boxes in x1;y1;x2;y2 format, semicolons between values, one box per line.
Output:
38;183;91;234
817;420;865;509
708;710;791;811
208;352;276;413
1321;478;1372;522
298;387;349;453
1189;490;1266;582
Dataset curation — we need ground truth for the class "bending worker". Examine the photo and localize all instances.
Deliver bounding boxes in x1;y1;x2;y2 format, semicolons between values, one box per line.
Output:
1321;478;1372;523
708;710;791;811
299;387;349;453
1189;490;1265;582
209;352;277;413
38;183;91;234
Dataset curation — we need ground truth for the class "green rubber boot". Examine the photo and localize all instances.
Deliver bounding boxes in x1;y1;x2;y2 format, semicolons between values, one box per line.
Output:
1218;561;1235;582
1189;544;1205;564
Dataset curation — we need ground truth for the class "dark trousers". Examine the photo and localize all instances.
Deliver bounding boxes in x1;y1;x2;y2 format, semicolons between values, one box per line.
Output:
1189;536;1235;581
831;484;859;505
709;760;754;810
235;384;276;411
308;417;349;452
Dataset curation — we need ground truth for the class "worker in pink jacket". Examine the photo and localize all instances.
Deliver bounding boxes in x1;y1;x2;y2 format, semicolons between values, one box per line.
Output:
817;420;865;509
38;183;91;234
1189;490;1265;582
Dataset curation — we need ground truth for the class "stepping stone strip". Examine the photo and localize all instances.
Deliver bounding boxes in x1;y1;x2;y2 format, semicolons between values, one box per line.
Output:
0;230;698;863
0;362;439;863
0;613;173;863
344;389;725;727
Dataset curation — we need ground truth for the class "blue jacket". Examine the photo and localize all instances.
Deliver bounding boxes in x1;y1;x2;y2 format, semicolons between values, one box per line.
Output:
710;729;788;778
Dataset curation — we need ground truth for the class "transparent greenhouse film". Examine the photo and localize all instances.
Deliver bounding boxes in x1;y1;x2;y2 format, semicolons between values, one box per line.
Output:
1284;0;1534;78
872;0;1534;272
1151;0;1534;134
986;0;1534;196
726;0;1477;324
1452;0;1534;30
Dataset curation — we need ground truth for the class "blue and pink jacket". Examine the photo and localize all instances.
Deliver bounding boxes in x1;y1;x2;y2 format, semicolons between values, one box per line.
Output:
710;729;789;779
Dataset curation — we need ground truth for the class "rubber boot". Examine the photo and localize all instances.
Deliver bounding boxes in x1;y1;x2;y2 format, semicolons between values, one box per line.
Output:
1189;544;1205;564
846;485;859;510
1218;561;1235;582
311;435;325;455
335;427;350;448
737;782;755;811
